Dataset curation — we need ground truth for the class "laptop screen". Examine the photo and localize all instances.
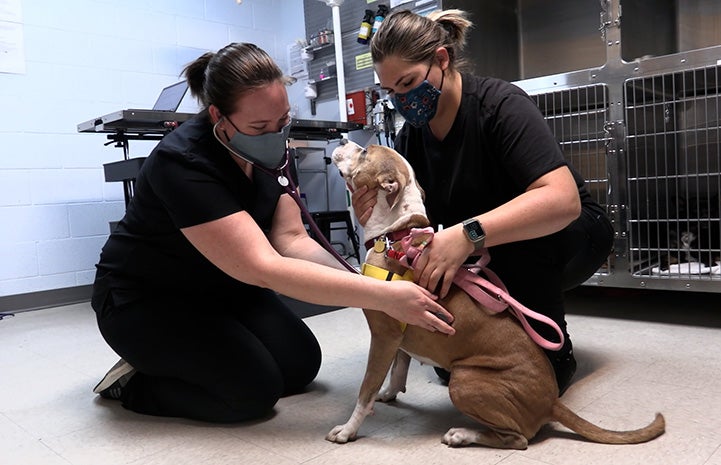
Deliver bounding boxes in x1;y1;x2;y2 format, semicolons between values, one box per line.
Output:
152;81;189;111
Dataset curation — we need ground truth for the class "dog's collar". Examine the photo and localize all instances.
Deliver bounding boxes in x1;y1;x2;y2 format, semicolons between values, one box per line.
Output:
361;263;414;282
364;229;412;251
361;263;413;333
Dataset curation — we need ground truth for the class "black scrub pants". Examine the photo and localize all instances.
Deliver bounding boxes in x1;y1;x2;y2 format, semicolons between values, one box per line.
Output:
93;285;321;423
489;204;614;358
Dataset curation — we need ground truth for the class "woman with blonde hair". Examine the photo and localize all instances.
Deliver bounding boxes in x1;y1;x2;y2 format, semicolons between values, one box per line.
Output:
353;9;614;394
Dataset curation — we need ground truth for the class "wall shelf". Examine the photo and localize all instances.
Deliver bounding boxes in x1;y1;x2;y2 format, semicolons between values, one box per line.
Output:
303;42;334;54
308;75;336;85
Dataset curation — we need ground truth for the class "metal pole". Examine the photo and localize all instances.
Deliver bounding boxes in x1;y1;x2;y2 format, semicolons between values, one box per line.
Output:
318;0;347;122
317;0;361;264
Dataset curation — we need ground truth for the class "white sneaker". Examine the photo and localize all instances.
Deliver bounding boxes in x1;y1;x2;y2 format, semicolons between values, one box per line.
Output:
93;359;136;399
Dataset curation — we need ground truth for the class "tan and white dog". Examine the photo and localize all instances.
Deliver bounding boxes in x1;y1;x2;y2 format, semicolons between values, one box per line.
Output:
332;140;429;243
327;139;665;449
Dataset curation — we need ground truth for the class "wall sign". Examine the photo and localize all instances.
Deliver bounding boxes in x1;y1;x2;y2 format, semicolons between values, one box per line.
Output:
355;52;373;70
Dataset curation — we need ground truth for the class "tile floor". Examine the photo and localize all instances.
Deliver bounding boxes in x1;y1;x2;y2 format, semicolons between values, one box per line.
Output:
1;287;721;465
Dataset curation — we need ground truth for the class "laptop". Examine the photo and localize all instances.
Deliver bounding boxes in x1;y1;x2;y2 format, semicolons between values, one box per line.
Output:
151;81;189;111
129;81;189;112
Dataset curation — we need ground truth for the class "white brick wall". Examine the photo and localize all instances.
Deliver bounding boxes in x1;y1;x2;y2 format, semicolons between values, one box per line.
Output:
0;0;308;297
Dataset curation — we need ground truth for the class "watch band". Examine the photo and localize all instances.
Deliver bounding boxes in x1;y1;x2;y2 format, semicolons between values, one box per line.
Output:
462;218;486;252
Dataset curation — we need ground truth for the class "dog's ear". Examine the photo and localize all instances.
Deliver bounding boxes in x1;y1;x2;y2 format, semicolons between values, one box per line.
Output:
378;171;408;210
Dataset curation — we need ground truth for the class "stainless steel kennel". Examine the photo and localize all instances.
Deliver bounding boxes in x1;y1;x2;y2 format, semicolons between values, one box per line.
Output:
509;0;721;292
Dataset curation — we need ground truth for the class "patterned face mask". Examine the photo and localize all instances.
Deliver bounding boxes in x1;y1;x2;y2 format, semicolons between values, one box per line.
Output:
391;62;444;128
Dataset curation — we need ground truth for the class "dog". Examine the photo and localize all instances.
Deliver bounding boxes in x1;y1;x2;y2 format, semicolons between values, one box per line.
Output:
327;139;665;449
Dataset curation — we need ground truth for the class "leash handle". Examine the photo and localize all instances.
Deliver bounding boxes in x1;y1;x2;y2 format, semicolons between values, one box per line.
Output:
453;267;565;351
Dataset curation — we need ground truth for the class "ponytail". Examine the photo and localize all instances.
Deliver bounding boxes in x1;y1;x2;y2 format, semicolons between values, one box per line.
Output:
181;43;284;114
371;9;473;71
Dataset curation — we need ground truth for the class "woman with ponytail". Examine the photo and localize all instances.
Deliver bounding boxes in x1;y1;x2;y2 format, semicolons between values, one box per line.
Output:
90;42;454;423
352;9;614;394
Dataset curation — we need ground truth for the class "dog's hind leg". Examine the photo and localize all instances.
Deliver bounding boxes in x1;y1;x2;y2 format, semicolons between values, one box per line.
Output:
443;366;540;450
442;427;528;449
377;350;411;402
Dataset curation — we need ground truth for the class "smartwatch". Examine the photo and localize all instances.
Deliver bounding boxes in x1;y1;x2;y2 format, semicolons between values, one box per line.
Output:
462;218;486;253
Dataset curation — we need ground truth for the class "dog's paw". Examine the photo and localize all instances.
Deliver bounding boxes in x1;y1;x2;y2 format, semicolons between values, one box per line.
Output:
442;428;528;449
377;383;406;402
441;427;478;447
326;424;357;444
376;388;399;402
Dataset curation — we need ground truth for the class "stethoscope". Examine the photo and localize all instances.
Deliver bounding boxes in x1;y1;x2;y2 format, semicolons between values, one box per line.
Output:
216;127;360;274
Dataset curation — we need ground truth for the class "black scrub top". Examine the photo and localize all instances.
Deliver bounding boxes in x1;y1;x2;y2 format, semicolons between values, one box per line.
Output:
394;73;595;231
94;111;290;305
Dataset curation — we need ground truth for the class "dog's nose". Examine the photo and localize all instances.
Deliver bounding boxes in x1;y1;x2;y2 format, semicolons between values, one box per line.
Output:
339;138;348;146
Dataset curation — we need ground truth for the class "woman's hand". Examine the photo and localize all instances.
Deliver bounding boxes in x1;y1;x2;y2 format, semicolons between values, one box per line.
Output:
349;184;378;227
411;225;472;299
380;280;455;335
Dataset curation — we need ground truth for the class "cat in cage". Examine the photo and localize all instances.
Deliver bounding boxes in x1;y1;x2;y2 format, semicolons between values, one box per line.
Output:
658;194;721;272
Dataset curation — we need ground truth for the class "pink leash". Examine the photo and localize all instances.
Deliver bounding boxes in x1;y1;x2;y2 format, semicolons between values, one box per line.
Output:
400;228;564;351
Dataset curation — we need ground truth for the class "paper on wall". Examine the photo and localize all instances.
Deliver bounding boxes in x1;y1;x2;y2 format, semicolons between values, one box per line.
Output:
0;0;24;75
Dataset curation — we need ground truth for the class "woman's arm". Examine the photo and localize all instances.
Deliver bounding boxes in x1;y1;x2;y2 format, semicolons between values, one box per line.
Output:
414;165;581;297
268;194;347;270
180;198;455;334
455;164;581;249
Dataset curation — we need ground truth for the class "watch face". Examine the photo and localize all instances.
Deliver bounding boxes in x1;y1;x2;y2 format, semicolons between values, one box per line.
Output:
467;227;482;241
464;220;485;241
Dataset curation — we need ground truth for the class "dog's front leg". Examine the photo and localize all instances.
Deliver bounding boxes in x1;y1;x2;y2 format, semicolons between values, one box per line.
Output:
377;350;410;402
326;311;403;444
325;399;373;444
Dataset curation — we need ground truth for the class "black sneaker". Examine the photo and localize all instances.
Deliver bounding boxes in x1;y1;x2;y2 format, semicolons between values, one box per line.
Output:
93;359;135;400
552;351;577;396
433;366;451;385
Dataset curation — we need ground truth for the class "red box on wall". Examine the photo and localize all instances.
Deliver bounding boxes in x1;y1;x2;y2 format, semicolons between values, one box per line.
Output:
345;90;366;125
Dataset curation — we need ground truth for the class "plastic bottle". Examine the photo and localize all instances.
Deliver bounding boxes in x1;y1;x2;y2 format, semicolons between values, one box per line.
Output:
357;9;374;45
371;5;388;35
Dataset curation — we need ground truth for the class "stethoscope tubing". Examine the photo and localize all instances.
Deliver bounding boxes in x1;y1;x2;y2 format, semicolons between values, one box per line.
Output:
257;151;360;275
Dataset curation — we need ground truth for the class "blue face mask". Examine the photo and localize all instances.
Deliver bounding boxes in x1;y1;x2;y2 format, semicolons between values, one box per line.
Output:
214;117;292;171
391;63;444;128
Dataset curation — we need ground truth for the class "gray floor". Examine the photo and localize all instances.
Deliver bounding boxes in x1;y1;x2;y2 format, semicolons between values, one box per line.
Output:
1;287;720;465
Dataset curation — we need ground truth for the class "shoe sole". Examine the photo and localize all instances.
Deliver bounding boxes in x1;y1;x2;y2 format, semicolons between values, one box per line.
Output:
93;360;135;394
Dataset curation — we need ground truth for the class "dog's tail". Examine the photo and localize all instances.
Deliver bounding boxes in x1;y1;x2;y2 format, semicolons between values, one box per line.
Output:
551;401;665;444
